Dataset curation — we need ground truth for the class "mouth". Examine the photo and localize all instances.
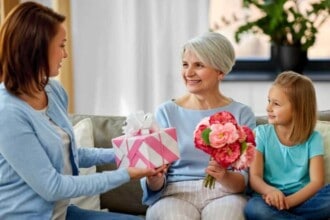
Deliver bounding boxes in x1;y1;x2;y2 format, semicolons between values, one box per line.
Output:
186;79;201;85
268;115;275;120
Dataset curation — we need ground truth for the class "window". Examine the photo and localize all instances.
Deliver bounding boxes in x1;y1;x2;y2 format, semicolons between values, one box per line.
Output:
209;0;330;81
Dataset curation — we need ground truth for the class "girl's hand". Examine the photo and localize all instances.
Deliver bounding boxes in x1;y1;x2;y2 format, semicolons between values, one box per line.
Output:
262;189;289;210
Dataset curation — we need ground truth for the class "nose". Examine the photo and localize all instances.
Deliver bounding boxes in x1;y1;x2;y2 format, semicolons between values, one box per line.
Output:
266;103;272;112
184;66;195;77
63;48;68;58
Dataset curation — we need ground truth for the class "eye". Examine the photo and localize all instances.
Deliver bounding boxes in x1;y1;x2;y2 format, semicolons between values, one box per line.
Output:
182;62;188;68
196;62;204;68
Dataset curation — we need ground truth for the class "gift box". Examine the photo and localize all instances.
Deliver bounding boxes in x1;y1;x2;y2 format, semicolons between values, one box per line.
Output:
112;127;179;169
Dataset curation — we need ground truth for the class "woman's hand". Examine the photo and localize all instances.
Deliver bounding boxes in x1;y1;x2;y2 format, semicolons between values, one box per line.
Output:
127;167;156;180
206;159;227;182
127;164;167;180
146;164;169;191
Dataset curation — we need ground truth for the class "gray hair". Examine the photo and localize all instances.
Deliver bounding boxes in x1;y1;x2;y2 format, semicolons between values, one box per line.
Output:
182;32;235;75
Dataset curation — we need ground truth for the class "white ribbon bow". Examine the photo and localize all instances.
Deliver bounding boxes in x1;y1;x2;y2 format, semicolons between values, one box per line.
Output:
122;110;159;136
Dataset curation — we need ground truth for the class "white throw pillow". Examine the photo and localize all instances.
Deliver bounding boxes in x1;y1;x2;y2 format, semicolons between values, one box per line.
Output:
70;118;101;210
315;120;330;184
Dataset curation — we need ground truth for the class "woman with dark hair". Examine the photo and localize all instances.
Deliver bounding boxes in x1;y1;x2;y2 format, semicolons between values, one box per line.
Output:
0;2;163;220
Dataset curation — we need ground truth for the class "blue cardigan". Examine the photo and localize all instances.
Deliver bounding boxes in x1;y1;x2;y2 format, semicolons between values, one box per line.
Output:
0;80;129;220
141;99;256;205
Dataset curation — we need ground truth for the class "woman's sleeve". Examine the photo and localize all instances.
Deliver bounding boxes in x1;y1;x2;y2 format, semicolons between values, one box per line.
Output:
77;147;116;167
140;177;167;205
0;109;130;202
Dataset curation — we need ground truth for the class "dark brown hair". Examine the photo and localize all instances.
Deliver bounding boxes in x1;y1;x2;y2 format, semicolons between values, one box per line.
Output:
273;71;317;144
0;1;65;96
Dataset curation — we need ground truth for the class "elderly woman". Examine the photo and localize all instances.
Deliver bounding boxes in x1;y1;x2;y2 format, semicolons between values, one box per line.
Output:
141;32;256;220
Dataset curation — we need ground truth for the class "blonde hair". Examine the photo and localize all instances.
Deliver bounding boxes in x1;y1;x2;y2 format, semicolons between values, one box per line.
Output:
182;32;235;75
273;71;317;144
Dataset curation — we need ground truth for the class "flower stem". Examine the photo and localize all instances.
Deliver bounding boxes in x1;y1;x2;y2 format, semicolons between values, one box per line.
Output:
203;174;215;189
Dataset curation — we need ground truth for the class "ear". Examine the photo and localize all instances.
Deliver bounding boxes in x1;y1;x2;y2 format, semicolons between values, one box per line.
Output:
217;71;225;80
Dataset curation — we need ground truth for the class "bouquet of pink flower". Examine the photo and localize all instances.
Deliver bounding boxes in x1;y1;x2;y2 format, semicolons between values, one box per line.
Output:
194;111;256;189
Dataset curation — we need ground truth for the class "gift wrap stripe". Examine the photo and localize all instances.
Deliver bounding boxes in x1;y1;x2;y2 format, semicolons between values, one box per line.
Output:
112;128;179;168
144;134;179;163
112;138;128;166
128;130;179;168
130;142;161;168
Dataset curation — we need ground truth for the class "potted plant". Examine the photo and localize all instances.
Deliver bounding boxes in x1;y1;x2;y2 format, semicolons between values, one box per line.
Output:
234;0;330;73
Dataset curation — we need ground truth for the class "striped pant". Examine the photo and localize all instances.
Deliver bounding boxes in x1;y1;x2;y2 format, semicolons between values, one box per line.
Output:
146;180;246;220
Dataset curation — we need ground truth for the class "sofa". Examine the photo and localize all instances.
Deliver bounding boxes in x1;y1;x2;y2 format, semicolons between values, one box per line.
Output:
69;110;330;216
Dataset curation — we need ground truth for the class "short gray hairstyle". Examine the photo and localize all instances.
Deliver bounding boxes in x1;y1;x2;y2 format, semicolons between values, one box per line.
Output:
182;32;235;75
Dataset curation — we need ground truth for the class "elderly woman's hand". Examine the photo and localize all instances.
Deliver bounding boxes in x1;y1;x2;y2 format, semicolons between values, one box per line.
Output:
205;159;227;182
146;164;169;191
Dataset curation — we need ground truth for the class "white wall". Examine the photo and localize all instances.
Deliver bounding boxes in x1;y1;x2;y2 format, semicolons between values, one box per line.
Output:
221;81;330;116
17;1;330;116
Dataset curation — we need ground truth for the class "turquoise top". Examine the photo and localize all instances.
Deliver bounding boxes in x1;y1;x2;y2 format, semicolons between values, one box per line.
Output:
255;124;324;194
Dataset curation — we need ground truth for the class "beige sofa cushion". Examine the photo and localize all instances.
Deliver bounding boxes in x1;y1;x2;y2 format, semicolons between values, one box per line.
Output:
70;118;101;211
315;120;330;184
70;114;148;215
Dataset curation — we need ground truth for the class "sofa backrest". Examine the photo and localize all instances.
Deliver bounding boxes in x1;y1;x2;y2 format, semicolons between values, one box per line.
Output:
256;110;330;125
70;114;126;147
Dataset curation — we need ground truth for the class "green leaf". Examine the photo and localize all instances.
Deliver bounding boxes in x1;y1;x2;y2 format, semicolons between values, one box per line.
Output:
241;141;247;153
234;0;330;50
202;128;211;145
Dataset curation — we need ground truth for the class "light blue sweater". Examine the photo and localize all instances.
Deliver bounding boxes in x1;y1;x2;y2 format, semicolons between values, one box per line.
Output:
141;99;256;205
0;80;130;220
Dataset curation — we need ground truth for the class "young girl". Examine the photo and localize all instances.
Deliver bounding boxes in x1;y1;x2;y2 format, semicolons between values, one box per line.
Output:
244;71;330;220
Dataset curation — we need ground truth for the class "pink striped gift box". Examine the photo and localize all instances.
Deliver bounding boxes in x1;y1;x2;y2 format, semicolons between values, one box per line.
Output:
111;128;180;169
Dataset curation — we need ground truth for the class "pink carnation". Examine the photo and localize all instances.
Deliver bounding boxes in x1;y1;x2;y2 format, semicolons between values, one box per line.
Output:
193;111;256;188
241;125;256;146
237;126;247;142
209;111;237;126
209;123;239;148
232;142;256;170
212;142;241;168
194;118;214;154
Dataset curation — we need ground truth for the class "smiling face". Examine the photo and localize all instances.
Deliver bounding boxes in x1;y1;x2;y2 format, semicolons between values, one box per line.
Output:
266;85;293;126
181;50;223;95
48;24;68;77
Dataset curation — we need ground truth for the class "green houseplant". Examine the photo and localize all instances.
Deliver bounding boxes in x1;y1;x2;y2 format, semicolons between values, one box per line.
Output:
234;0;330;73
